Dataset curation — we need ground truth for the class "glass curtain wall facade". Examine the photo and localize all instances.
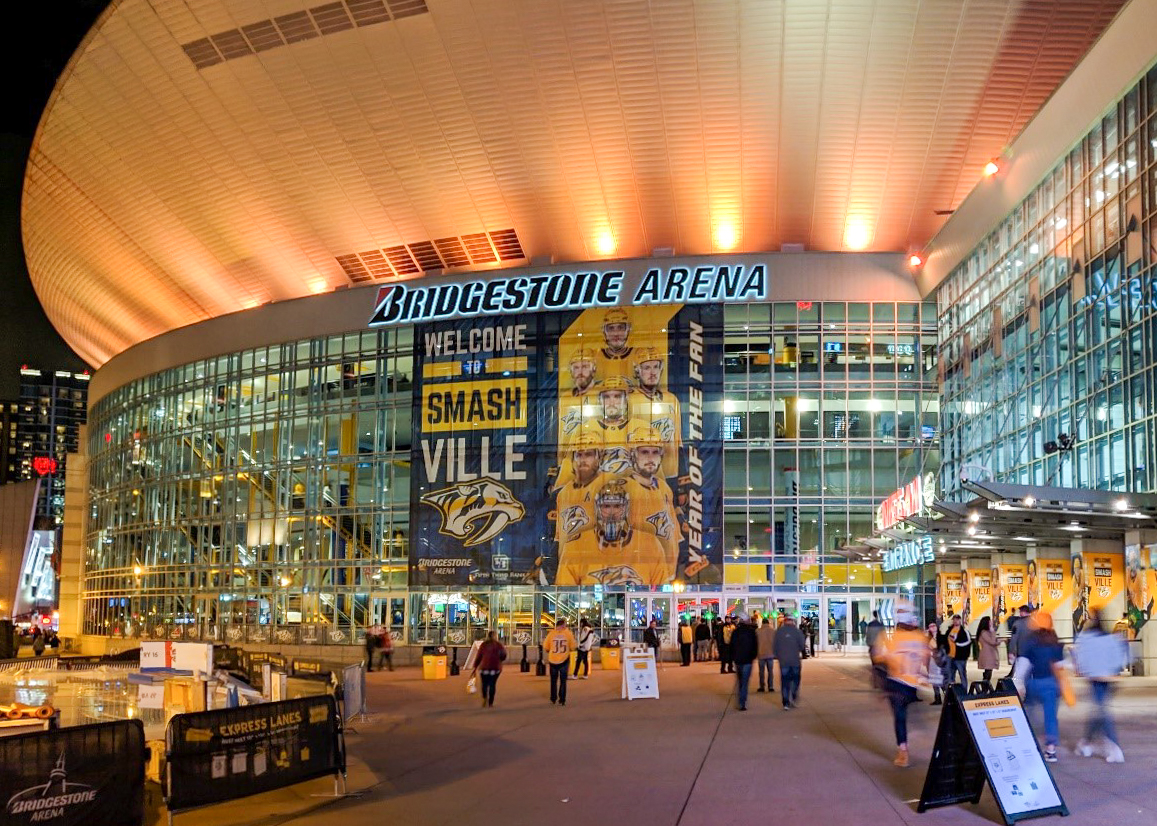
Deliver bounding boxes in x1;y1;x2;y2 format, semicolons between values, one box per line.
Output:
938;63;1157;499
84;300;938;647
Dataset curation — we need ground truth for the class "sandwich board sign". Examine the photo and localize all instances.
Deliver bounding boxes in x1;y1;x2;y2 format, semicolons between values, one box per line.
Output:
918;684;1068;824
621;647;659;700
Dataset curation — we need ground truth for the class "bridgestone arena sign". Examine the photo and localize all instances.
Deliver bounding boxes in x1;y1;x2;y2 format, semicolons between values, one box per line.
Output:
369;264;767;326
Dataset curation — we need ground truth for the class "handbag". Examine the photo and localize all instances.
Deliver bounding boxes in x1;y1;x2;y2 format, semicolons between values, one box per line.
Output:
466;675;477;695
1054;663;1076;707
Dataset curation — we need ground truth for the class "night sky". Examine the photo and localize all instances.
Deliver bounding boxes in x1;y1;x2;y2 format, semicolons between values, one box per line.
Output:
0;2;108;399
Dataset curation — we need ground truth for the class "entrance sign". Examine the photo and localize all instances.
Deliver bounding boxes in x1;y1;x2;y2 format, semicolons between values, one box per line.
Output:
919;686;1067;824
621;648;659;700
876;472;935;531
882;535;934;572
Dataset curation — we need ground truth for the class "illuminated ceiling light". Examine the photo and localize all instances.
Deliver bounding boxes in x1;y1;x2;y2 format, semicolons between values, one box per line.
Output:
983;160;1000;177
309;280;328;294
1114;498;1129;511
908;254;923;268
968;511;980;523
1022;495;1036;507
595;229;616;257
843;219;871;251
966;525;977;536
714;222;739;251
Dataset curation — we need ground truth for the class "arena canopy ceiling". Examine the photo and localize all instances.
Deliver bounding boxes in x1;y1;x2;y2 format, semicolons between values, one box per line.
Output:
23;0;1127;366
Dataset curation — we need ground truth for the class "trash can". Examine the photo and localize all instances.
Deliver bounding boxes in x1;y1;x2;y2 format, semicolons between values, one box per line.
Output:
422;645;448;680
600;638;622;670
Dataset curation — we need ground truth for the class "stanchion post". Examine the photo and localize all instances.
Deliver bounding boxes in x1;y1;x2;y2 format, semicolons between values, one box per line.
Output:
449;647;460;676
535;644;546;676
520;644;530;673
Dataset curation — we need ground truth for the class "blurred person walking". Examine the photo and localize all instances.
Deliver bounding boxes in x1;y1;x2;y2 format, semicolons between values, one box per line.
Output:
880;603;930;767
1073;607;1128;762
773;615;808;709
945;615;972;687
1020;610;1064;762
756;615;776;693
574;618;595;679
730;613;759;711
644;619;662;663
678;619;694;666
1005;605;1031;678
719;617;735;674
977;616;999;686
926;621;948;705
694;616;711;662
472;631;506;708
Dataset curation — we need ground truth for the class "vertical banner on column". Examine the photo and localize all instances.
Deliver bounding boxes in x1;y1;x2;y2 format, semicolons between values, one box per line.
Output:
963;569;990;627
409;304;724;586
551;304;723;586
1126;545;1155;639
938;572;964;619
990;565;1026;626
1035;560;1069;617
1086;553;1123;614
410;321;547;585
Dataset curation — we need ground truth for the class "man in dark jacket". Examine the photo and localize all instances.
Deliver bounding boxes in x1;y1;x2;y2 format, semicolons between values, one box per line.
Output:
694;617;711;661
643;619;661;662
730;613;760;711
773;615;809;709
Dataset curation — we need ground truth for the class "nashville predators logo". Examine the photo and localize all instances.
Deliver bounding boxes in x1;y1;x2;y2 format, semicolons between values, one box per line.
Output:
650;416;675;443
421;477;525;546
561;505;591;538
560;407;584;437
588;564;644;585
601;446;632;476
646;510;673;540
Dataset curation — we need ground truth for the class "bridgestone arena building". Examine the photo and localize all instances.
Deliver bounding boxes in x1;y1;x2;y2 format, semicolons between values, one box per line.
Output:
22;1;1157;671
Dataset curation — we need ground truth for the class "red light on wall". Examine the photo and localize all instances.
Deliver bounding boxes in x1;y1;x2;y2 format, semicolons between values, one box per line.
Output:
104;433;112;443
797;301;813;311
32;456;57;476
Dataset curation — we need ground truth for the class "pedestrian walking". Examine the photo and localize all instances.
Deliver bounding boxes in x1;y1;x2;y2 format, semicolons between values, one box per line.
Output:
574;618;595;678
756;615;776;693
643;619;661;663
543;619;577;705
695;616;711;662
1020;610;1064;762
710;616;723;661
945;614;972;687
772;614;808;708
378;627;395;671
977;616;999;686
926;621;948;705
472;631;506;707
880;602;930;767
865;611;886;654
1073;607;1128;762
730;613;759;711
363;625;380;671
719;617;735;673
678;619;694;666
1004;605;1031;678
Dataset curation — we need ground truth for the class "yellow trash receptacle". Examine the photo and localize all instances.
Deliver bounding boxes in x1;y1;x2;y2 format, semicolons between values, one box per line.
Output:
600;639;622;670
422;646;448;680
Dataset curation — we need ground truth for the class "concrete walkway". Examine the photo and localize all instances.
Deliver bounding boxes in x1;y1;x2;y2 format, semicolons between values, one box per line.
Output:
165;655;1157;826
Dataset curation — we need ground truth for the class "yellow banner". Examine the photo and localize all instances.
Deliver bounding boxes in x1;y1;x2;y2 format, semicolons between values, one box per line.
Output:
963;569;991;626
1125;545;1154;639
1033;559;1069;617
1086;553;1123;611
421;378;527;432
991;564;1027;625
938;572;964;620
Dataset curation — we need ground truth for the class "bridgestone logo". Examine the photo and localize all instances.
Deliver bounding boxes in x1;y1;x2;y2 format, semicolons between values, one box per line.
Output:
418;558;470;568
9;790;97;813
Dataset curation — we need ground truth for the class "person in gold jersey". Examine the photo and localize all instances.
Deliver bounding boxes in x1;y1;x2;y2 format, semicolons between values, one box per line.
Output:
880;601;931;767
558;347;600;446
628;347;682;479
623;426;681;574
554;431;610;549
593;308;635;385
555;479;671;586
542;618;577;706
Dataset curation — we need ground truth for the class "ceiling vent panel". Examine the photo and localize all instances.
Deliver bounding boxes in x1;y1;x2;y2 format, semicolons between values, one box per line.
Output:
433;238;470;268
183;0;428;70
407;240;442;271
385;245;420;275
489;228;525;261
461;233;497;264
273;12;319;43
336;254;372;283
357;250;395;279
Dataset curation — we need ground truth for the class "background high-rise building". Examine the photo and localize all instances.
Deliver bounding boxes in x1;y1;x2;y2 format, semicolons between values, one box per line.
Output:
16;367;89;524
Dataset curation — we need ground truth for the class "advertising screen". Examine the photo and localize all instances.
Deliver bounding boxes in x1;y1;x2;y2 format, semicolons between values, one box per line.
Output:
408;303;723;587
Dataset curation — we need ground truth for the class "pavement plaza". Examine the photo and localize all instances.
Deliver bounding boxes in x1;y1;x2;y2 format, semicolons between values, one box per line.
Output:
161;655;1157;826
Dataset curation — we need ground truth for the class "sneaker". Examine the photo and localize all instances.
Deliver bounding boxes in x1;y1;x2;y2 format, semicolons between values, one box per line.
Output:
1044;748;1058;763
581;675;589;680
757;687;766;693
894;748;909;768
783;703;790;710
1074;740;1095;758
738;705;747;711
1104;742;1124;763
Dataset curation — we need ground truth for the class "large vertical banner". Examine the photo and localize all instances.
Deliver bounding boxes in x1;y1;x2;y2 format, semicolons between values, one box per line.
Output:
409;304;723;586
1086;553;1123;613
1036;560;1068;617
937;572;964;620
1070;548;1089;633
991;564;1026;626
1126;545;1155;639
963;569;990;627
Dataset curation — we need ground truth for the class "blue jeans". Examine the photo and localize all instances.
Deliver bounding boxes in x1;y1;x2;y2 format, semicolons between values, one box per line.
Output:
780;665;801;706
950;659;968;687
1025;676;1059;746
1085;680;1119;745
549;662;569;704
758;657;775;690
735;662;753;708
